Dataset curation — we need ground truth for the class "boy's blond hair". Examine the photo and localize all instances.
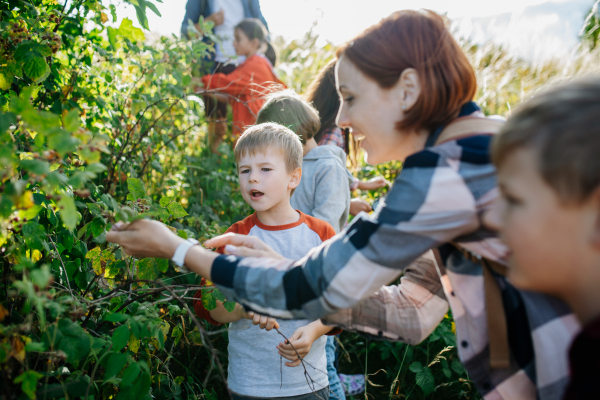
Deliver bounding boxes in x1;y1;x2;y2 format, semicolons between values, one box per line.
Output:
255;90;321;144
493;78;600;203
234;122;303;174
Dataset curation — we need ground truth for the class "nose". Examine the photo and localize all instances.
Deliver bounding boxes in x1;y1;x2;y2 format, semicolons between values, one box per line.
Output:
248;169;259;183
483;197;504;232
336;100;351;129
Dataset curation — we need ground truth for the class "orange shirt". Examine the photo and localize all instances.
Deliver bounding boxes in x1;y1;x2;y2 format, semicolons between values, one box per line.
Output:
201;54;285;134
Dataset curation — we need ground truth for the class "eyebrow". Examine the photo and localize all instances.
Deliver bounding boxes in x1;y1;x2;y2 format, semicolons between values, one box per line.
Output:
238;162;275;169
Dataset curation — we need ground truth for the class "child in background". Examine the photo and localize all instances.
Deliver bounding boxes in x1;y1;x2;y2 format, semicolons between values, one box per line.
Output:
201;18;284;151
256;90;350;234
304;59;388;217
487;78;600;400
194;123;338;400
255;91;347;399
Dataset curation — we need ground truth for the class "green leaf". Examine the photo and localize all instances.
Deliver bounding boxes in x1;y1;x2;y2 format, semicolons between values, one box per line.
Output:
58;195;78;230
14;42;51;82
201;289;217;311
171;324;183;345
112;324;130;352
127;178;146;201
121;362;140;387
131;372;151;400
105;352;128;380
159;196;173;207
25;342;47;352
89;216;106;238
415;367;435;396
223;301;236;312
63;109;80;132
136;258;160;281
20;159;49;175
14;371;44;400
451;358;465;375
146;1;161;17
167;202;188;218
155;258;168;273
30;265;52;289
442;367;452;378
409;361;423;373
118;18;145;42
105;313;129;323
21;109;61;134
110;4;118;22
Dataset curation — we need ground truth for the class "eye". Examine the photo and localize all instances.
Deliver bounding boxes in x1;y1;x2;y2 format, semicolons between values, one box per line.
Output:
240;169;250;174
504;193;521;206
261;168;272;172
344;96;354;105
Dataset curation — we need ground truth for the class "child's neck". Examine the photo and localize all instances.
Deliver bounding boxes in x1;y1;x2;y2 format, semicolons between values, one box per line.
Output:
243;49;258;59
255;198;299;226
303;138;318;156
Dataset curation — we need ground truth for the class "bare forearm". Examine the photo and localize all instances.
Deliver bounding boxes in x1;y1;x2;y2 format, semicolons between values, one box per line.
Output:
306;319;335;339
209;301;244;323
183;245;218;280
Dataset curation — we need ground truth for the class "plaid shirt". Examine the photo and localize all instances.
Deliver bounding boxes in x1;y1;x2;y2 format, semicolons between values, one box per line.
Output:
212;132;580;400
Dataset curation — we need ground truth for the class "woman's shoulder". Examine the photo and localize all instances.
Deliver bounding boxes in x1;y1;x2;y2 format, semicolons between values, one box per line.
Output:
405;134;494;169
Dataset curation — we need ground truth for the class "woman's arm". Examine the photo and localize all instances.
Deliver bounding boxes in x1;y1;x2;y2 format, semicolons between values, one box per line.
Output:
205;151;481;320
320;253;448;344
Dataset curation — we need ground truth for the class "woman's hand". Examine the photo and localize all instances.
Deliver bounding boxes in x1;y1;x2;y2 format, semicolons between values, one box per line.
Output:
243;311;280;331
357;176;389;191
277;320;333;367
106;219;184;259
349;198;372;216
204;233;283;259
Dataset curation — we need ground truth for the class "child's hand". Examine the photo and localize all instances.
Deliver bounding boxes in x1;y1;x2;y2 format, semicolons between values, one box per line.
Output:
277;320;332;367
244;311;280;331
358;176;389;191
349;198;372;216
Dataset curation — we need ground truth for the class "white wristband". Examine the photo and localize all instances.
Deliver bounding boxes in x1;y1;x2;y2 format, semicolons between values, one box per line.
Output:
171;238;200;269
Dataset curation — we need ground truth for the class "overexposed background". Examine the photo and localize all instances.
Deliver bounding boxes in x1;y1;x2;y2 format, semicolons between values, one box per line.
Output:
109;0;594;63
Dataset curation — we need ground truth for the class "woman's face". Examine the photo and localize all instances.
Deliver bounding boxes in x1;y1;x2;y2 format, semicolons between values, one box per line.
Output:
335;56;426;164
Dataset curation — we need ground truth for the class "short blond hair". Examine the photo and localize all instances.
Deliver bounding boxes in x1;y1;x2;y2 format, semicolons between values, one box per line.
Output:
234;123;303;174
256;90;321;144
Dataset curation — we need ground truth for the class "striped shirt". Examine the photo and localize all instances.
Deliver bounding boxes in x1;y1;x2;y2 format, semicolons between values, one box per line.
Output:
211;132;580;400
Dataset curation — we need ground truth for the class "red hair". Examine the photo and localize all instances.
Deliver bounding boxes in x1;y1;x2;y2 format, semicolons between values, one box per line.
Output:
337;10;477;132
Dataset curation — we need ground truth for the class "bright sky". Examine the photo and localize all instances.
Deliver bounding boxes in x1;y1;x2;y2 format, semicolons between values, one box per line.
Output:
110;0;592;62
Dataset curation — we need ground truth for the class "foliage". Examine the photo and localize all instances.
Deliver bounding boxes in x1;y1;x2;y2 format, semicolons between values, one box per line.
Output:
2;1;600;399
581;0;600;51
0;1;244;399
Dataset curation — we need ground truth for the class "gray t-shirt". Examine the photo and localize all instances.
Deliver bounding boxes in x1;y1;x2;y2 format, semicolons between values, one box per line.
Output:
225;212;334;397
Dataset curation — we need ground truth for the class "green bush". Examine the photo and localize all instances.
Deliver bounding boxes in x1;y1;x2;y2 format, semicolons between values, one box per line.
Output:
2;1;600;399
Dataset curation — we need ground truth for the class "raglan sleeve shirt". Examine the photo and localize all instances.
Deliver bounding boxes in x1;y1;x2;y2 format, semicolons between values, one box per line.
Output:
211;143;482;320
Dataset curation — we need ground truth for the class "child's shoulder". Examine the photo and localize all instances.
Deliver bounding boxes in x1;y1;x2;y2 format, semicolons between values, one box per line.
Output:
225;213;257;235
300;212;336;242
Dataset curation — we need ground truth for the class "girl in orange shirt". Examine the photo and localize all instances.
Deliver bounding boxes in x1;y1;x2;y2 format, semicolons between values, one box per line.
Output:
201;18;284;142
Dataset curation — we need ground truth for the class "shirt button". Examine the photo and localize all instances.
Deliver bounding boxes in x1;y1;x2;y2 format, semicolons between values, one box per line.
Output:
461;340;468;348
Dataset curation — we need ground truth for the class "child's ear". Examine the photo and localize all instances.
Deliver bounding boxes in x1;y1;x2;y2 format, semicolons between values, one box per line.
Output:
288;167;302;190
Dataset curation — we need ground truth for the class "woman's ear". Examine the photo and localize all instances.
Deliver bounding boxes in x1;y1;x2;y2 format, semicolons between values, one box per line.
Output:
589;187;600;250
289;167;302;190
396;68;421;110
251;38;261;51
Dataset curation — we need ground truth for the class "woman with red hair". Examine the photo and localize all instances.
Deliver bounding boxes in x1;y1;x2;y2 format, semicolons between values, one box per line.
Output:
108;10;577;399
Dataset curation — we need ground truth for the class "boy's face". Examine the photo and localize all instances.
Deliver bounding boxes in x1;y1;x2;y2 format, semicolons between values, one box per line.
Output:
237;146;301;213
487;148;595;298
